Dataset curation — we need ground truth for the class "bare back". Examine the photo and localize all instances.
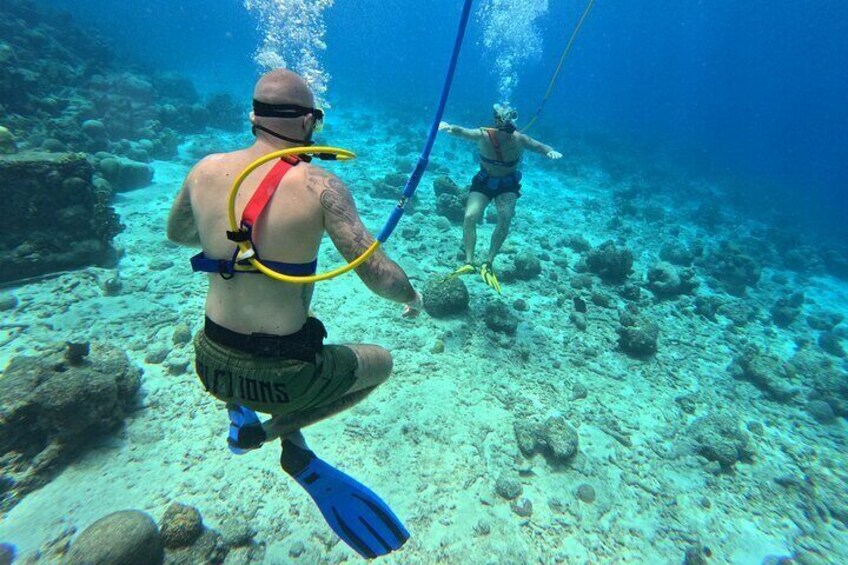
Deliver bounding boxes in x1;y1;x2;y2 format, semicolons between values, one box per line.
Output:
188;148;324;335
477;128;524;177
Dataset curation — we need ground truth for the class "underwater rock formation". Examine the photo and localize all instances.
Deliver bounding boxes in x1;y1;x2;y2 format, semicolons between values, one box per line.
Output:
433;175;465;223
436;193;465;224
789;349;848;418
433;175;461;197
616;310;659;358
823;248;848;280
770;292;804;328
701;241;761;296
646;261;698;298
818;331;846;358
728;350;799;402
686;413;754;471
0;152;122;283
659;240;696;266
67;511;164;565
0;127;16;154
1;0;242;167
484;301;519;335
422;277;469;317
494;472;523;500
373;172;406;200
160;503;204;549
514;415;579;465
94;154;154;192
512;251;542;280
0;343;141;511
61;504;262;565
586;240;633;284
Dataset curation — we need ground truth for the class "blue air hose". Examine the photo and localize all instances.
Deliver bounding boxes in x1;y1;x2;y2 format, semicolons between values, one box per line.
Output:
377;0;474;243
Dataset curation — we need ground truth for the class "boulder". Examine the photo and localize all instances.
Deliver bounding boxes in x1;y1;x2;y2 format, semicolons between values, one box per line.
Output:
160;503;203;549
422;277;469;317
513;251;542;280
0;343;142;511
67;511;163;565
435;193;465;224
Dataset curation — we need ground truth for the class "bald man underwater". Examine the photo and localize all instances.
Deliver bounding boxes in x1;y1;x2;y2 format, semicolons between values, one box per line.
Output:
167;69;421;559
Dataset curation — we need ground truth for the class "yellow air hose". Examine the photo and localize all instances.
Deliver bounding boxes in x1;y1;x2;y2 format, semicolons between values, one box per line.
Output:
521;0;597;133
227;146;381;284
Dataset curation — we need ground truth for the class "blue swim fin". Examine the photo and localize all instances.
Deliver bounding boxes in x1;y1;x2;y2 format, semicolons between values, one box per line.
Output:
281;442;410;559
226;403;266;455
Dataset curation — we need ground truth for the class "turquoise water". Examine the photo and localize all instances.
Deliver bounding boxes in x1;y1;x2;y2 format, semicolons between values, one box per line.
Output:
1;1;847;563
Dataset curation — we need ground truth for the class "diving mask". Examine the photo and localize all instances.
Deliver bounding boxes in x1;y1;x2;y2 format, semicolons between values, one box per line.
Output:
253;99;325;132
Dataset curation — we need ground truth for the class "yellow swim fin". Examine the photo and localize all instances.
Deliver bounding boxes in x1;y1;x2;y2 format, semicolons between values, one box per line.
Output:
480;262;502;293
447;263;476;279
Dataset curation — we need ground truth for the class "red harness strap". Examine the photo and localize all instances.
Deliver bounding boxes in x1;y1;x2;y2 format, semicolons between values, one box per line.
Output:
485;128;505;163
240;156;300;239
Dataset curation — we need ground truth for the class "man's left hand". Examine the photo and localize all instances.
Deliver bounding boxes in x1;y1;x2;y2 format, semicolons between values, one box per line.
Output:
547;150;563;160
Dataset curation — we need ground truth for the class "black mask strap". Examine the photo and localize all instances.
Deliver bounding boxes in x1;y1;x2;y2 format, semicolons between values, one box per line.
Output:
253;100;324;121
252;124;314;146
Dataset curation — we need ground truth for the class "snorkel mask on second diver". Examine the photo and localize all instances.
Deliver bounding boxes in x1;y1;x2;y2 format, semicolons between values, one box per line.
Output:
493;103;518;134
252;100;325;144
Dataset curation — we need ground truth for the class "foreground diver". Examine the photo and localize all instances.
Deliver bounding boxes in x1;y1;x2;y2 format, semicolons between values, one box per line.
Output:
166;69;421;559
439;103;562;292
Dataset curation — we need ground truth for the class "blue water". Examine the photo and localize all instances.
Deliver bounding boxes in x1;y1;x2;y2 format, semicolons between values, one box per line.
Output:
4;1;848;562
49;0;848;241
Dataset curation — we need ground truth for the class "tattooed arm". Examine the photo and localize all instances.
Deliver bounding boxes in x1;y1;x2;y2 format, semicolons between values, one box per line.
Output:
311;167;417;304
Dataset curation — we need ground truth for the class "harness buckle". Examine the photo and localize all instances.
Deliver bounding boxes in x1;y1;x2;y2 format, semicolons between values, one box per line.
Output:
236;247;256;262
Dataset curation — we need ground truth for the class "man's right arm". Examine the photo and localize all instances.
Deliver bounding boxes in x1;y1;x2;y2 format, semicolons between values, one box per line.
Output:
310;167;417;305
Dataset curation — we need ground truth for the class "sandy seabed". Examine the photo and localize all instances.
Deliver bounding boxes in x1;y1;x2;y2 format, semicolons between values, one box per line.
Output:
1;109;847;565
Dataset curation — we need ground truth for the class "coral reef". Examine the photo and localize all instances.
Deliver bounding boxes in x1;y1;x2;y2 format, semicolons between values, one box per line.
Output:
0;343;141;511
1;0;243;163
0;152;121;283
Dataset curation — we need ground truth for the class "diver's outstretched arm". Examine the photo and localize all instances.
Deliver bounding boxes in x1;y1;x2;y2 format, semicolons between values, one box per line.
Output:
518;133;562;159
439;121;484;141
